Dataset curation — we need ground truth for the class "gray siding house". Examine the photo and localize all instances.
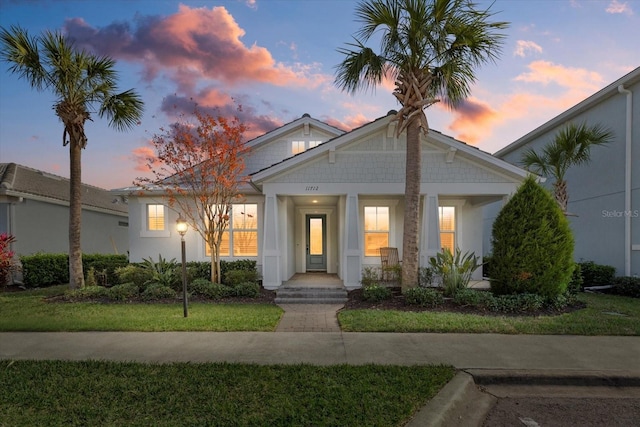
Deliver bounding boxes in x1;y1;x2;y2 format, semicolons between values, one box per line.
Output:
0;163;129;257
485;67;640;276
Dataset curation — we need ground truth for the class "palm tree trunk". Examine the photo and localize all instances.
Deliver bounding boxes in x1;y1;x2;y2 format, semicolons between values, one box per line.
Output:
401;120;421;290
553;180;569;214
68;140;84;289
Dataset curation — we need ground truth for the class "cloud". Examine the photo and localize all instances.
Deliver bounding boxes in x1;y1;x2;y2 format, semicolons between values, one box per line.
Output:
513;60;604;92
244;0;258;10
131;146;159;172
446;98;499;144
513;40;543;58
322;113;368;131
63;5;321;87
606;0;633;14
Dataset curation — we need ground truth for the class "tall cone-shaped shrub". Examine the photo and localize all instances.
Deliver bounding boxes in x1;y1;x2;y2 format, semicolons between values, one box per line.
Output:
490;176;574;298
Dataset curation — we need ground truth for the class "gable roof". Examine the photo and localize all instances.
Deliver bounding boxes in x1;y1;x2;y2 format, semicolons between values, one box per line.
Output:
495;66;640;158
0;163;128;215
245;113;346;151
250;111;531;185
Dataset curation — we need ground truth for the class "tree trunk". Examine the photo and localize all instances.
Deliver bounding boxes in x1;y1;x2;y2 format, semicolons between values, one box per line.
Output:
68;140;84;289
401;120;421;290
553;180;569;213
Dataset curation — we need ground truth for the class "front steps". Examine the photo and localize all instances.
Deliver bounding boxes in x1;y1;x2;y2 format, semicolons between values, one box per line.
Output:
275;287;348;304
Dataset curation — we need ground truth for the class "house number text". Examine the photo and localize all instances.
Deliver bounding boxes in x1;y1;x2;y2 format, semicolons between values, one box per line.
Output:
305;186;319;191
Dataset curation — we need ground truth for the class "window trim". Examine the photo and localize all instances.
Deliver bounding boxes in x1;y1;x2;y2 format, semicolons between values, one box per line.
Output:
140;202;170;238
438;205;457;253
205;203;259;258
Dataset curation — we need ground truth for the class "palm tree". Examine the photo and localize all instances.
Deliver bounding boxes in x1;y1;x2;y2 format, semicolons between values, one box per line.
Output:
1;26;144;289
335;0;507;289
521;122;613;214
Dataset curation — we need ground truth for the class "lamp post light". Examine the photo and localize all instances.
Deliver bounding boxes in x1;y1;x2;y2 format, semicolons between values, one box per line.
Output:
176;215;189;318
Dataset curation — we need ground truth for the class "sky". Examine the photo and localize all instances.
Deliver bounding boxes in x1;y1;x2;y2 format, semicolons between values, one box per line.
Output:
0;0;638;190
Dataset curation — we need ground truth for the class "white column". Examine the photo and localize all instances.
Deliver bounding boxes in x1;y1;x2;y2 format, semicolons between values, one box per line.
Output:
262;194;280;289
343;193;362;289
420;194;440;266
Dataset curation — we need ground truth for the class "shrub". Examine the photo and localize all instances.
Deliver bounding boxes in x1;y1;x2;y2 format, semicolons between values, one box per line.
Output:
363;284;392;302
418;267;434;288
578;261;616;287
1;233;17;286
141;284;176;301
186;262;211;282
189;278;231;299
82;254;128;285
361;267;380;287
482;254;493;278
429;248;481;297
225;269;258;286
488;293;545;313
141;254;179;289
611;276;640;298
107;282;140;301
490;176;574;299
567;263;583;295
404;287;444;307
115;264;154;288
20;253;68;287
220;260;257;285
452;289;493;307
231;281;261;298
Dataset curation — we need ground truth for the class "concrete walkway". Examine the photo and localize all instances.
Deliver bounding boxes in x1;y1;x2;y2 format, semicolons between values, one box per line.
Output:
2;332;638;370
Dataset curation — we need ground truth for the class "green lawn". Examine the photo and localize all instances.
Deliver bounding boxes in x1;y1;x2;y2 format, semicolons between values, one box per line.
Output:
0;286;283;332
0;360;455;427
339;293;640;334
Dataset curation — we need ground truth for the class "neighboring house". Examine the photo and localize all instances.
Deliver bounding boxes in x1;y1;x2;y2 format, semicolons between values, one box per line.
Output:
486;67;640;277
0;163;129;257
119;112;529;289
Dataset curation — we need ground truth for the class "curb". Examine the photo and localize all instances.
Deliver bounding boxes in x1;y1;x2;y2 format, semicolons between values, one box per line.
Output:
465;369;640;388
406;372;496;427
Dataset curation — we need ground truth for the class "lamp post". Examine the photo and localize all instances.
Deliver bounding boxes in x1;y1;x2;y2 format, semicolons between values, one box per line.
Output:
176;215;189;318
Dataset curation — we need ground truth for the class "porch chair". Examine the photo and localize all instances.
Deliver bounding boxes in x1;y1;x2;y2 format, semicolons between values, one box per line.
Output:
379;247;401;282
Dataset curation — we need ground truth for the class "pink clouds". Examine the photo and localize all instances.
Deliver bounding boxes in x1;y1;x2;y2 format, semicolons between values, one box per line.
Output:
513;40;543;58
63;5;316;87
514;60;604;92
446;98;499;144
606;0;633;15
131;146;159;172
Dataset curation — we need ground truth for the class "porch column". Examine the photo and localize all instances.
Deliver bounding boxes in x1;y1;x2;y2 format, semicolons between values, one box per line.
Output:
262;193;281;289
343;193;361;289
420;194;441;266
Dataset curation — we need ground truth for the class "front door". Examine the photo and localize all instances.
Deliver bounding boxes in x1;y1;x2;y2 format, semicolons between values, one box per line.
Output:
306;214;327;271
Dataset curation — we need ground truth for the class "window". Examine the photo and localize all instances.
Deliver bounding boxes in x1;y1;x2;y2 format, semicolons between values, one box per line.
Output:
292;141;305;155
364;206;389;256
206;203;258;257
439;206;456;253
147;204;166;231
292;140;323;155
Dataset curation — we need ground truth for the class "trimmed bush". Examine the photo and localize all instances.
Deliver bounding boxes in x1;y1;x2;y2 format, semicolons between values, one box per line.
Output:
189;278;231;299
21;253;68;287
404;287;444;307
490;176;574;298
611;276;640;298
488;293;545;313
107;282;139;301
115;265;154;287
141;284;176;301
81;254;128;285
452;289;493;307
578;261;616;287
567;263;583;295
231;281;261;298
363;284;392;302
225;269;258;286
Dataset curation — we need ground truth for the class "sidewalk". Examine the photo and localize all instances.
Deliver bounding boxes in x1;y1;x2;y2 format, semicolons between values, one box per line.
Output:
2;331;639;371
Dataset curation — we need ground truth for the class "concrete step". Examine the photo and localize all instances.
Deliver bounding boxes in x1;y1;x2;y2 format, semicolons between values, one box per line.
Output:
275;287;348;304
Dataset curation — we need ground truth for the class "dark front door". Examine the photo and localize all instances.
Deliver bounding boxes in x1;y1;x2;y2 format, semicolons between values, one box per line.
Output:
306;214;327;271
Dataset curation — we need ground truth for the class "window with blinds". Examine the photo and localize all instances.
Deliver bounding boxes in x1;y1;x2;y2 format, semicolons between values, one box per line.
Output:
364;206;389;256
147;204;166;231
439;206;456;253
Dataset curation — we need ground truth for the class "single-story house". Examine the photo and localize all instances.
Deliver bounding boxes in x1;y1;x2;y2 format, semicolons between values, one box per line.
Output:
118;111;530;289
0;163;129;257
485;66;639;277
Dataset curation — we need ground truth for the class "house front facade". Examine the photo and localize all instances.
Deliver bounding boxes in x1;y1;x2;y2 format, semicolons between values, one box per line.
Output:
121;112;529;289
487;67;640;276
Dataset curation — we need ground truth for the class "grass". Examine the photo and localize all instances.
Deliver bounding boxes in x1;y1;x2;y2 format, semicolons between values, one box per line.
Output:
0;285;283;332
0;360;455;427
339;293;640;335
